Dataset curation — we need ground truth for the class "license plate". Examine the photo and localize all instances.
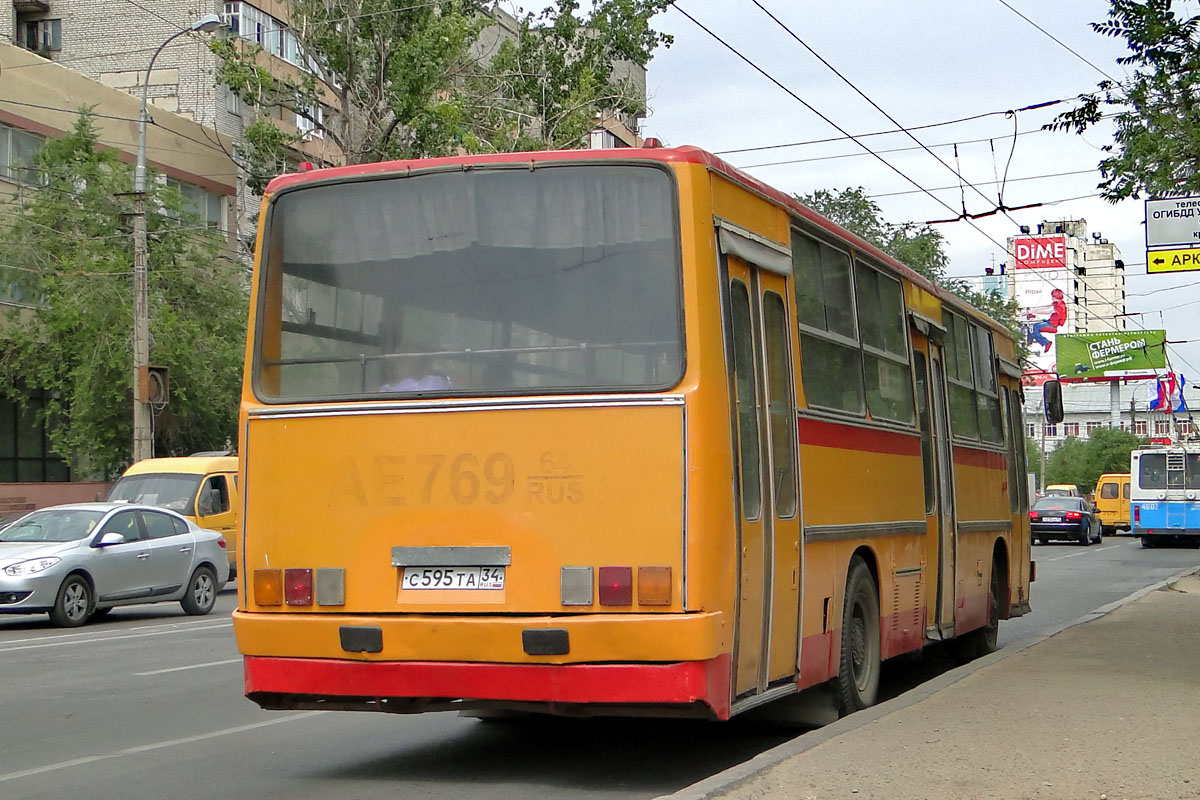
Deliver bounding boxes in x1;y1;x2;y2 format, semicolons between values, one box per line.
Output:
401;566;506;590
1041;517;1062;523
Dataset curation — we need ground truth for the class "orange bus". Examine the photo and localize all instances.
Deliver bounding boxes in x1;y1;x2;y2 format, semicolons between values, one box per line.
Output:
233;145;1031;720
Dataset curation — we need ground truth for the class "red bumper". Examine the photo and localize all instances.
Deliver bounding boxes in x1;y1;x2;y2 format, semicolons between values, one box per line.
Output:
244;654;732;719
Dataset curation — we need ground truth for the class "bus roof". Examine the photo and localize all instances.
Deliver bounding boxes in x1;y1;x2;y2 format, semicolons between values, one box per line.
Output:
262;145;1010;338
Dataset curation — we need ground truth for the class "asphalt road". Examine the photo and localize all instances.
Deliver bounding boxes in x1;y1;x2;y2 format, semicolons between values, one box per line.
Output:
1;535;1196;800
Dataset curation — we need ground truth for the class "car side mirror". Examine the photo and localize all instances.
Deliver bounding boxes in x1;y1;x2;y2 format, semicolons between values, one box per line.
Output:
95;532;126;547
1043;379;1064;424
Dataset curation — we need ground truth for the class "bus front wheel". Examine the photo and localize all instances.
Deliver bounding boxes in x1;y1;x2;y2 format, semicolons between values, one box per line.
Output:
833;557;881;716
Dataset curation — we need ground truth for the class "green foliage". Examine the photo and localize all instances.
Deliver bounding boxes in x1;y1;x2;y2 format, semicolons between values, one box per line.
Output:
1045;426;1143;492
1048;0;1200;201
797;187;1028;365
213;0;671;184
1026;436;1043;480
0;113;248;477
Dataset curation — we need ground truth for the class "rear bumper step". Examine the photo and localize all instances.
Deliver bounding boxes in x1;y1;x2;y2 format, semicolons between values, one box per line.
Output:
243;654;733;719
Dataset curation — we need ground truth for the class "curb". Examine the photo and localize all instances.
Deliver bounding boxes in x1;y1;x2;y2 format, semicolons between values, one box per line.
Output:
656;563;1200;800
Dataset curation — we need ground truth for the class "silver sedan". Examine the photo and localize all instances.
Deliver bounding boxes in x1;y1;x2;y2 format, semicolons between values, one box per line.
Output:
0;502;230;627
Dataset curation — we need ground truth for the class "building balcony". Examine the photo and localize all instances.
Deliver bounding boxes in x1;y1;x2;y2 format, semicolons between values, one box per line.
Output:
13;0;51;13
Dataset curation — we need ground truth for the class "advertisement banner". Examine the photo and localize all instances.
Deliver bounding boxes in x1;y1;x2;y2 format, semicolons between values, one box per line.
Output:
1013;236;1071;381
1055;330;1167;378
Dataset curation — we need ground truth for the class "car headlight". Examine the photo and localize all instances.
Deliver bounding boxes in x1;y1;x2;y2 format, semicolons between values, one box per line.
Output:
3;557;61;577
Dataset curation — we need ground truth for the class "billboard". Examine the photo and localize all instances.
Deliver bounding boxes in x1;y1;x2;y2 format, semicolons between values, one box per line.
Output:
1055;331;1167;379
1013;236;1071;382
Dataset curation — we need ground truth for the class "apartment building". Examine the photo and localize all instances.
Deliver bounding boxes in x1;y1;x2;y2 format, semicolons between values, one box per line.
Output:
3;1;648;246
0;41;236;494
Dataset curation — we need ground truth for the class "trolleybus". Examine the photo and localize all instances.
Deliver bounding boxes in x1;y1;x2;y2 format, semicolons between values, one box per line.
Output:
232;144;1032;720
1130;445;1200;547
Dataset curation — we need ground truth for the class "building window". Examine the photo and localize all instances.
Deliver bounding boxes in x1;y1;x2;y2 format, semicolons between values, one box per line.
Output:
295;104;324;139
1086;421;1102;435
0;392;71;482
164;178;226;230
1155;419;1171;436
1134;420;1148;436
1026;423;1036;438
1063;422;1080;437
1044;423;1057;438
0;123;46;185
21;19;62;52
1181;420;1193;435
225;2;304;68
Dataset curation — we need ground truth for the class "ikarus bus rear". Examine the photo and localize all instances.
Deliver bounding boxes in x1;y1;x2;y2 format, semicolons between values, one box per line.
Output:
233;145;1031;720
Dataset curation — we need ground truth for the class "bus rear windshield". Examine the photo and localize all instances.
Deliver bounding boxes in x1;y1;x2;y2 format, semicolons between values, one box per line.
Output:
254;164;684;401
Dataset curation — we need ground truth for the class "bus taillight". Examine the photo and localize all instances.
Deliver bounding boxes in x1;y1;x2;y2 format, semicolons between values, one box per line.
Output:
598;566;633;606
1134;505;1140;523
284;568;313;606
254;568;283;605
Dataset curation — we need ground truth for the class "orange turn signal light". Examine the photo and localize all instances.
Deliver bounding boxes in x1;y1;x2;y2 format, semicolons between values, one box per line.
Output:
254;568;283;606
637;566;672;606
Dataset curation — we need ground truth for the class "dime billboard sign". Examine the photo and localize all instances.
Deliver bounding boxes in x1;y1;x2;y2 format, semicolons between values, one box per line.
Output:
1013;236;1067;269
1013;235;1071;383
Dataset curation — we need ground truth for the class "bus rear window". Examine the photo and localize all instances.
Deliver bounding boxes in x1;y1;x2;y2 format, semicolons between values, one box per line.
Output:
1139;453;1166;489
254;165;683;401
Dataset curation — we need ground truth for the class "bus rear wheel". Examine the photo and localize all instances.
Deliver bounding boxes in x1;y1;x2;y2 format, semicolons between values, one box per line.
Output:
833;557;880;716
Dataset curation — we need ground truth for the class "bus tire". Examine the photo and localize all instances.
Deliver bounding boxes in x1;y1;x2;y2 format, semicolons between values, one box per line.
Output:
833;557;881;716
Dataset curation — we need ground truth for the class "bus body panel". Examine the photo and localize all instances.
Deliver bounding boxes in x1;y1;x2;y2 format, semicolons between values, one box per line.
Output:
241;402;685;615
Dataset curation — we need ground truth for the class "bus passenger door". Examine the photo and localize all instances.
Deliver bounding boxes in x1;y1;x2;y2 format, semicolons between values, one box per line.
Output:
926;347;955;633
724;254;802;699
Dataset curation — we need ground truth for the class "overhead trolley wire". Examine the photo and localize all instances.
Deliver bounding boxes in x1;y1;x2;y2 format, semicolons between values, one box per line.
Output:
671;2;1198;377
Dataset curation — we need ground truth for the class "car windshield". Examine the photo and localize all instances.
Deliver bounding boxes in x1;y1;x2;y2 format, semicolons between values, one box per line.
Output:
0;509;105;543
1034;498;1082;511
108;473;202;514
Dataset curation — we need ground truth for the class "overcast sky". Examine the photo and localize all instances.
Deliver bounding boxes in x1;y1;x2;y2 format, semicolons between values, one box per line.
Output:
638;0;1200;378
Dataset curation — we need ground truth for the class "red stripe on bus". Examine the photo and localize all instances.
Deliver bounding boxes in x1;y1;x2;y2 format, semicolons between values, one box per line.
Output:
952;445;1007;470
798;418;921;457
244;653;733;719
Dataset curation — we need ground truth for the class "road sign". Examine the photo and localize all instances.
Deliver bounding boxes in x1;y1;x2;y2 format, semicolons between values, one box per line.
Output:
1146;196;1200;248
1147;247;1200;274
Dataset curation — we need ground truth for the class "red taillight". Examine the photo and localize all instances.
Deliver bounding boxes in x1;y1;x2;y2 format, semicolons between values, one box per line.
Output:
598;566;633;606
1066;511;1082;520
217;537;227;549
1029;511;1037;519
284;568;313;606
1134;505;1140;522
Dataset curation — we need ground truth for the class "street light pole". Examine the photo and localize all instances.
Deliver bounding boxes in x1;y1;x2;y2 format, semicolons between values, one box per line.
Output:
131;14;223;463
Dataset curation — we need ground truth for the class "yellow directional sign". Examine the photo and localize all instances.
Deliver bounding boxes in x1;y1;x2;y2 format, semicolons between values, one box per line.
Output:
1147;246;1200;273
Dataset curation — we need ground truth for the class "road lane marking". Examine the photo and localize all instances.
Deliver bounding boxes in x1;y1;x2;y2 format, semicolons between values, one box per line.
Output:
0;614;233;647
0;622;232;653
1043;550;1092;561
136;658;243;676
1096;544;1121;551
0;713;324;784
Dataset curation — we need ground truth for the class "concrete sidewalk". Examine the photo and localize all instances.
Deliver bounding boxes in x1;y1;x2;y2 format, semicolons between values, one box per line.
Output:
670;571;1200;800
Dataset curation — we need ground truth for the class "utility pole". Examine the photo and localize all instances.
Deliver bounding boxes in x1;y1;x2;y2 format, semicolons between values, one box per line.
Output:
131;15;223;463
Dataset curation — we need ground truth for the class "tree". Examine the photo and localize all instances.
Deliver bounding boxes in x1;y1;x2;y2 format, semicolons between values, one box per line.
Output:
798;187;1028;363
213;0;672;192
0;113;248;477
1045;427;1142;491
1048;0;1200;201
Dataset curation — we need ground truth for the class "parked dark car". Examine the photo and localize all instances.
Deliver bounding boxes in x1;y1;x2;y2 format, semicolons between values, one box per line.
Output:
1030;496;1102;545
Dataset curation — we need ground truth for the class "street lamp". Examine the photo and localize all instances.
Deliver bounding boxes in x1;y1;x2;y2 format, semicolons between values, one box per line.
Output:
131;14;224;463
